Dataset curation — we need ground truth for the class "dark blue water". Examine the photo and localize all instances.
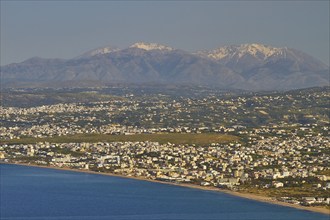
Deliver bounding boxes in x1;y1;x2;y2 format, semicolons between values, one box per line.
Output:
0;164;328;220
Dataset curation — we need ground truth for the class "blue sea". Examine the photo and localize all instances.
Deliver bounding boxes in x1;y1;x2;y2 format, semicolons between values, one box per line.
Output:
0;164;328;220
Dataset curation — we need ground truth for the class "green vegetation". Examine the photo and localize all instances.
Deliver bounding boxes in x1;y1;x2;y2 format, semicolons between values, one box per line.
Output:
2;133;238;145
239;186;330;199
1;90;123;108
52;147;85;157
317;169;330;176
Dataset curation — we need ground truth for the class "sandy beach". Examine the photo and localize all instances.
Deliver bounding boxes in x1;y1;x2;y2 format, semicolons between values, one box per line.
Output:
2;162;329;215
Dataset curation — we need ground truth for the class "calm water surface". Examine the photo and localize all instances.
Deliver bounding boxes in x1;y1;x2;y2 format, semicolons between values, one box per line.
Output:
0;164;328;220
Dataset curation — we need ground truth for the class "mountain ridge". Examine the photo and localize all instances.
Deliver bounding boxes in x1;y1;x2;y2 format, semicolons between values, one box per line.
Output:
1;42;329;91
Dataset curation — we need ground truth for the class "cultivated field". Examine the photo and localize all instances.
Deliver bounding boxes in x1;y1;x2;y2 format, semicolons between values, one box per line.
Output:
2;133;238;145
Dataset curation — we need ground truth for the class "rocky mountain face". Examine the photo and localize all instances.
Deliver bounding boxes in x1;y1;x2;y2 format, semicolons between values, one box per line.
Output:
1;42;329;90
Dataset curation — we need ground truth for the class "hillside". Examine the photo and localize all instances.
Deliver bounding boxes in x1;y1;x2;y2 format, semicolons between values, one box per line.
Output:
1;42;329;90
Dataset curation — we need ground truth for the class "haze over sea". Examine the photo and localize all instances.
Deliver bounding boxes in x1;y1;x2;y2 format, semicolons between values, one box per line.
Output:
0;164;328;220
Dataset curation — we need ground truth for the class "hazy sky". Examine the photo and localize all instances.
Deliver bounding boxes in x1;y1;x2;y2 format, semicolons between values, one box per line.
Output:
1;1;329;65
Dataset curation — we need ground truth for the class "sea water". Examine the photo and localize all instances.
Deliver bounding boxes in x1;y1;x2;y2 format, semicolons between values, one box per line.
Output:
0;164;328;220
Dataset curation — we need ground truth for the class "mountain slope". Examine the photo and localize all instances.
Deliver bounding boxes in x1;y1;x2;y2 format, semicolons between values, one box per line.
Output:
1;42;329;90
196;44;329;90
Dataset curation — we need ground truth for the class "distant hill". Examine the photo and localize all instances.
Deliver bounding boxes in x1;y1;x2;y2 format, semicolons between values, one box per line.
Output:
1;42;329;90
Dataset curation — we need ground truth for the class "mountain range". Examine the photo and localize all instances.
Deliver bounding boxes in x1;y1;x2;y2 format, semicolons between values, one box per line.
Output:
1;42;329;90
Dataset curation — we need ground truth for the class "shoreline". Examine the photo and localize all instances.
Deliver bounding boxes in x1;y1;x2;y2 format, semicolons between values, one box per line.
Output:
1;162;329;215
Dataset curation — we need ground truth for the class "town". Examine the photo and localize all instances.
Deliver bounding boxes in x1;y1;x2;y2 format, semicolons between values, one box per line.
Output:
1;86;329;208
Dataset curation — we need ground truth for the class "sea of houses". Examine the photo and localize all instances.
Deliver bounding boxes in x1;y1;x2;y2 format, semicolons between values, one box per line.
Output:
1;128;329;206
1;87;329;141
1;88;329;207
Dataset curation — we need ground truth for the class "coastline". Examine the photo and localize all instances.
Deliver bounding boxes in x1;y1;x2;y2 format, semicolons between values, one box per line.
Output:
1;162;329;216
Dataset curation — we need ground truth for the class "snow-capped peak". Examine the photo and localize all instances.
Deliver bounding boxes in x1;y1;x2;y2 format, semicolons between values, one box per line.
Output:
129;42;173;51
239;43;283;58
77;46;119;59
88;46;119;56
198;43;285;61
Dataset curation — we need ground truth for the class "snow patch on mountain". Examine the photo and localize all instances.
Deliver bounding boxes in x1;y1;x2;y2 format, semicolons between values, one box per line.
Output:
129;42;173;51
198;43;286;61
76;46;119;59
88;46;119;56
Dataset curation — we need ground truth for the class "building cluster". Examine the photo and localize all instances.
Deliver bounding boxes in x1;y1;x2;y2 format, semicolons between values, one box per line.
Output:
1;128;329;206
1;87;328;140
1;87;329;207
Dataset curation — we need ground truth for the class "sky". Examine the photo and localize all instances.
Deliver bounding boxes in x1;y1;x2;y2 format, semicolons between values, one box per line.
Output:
1;1;329;65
